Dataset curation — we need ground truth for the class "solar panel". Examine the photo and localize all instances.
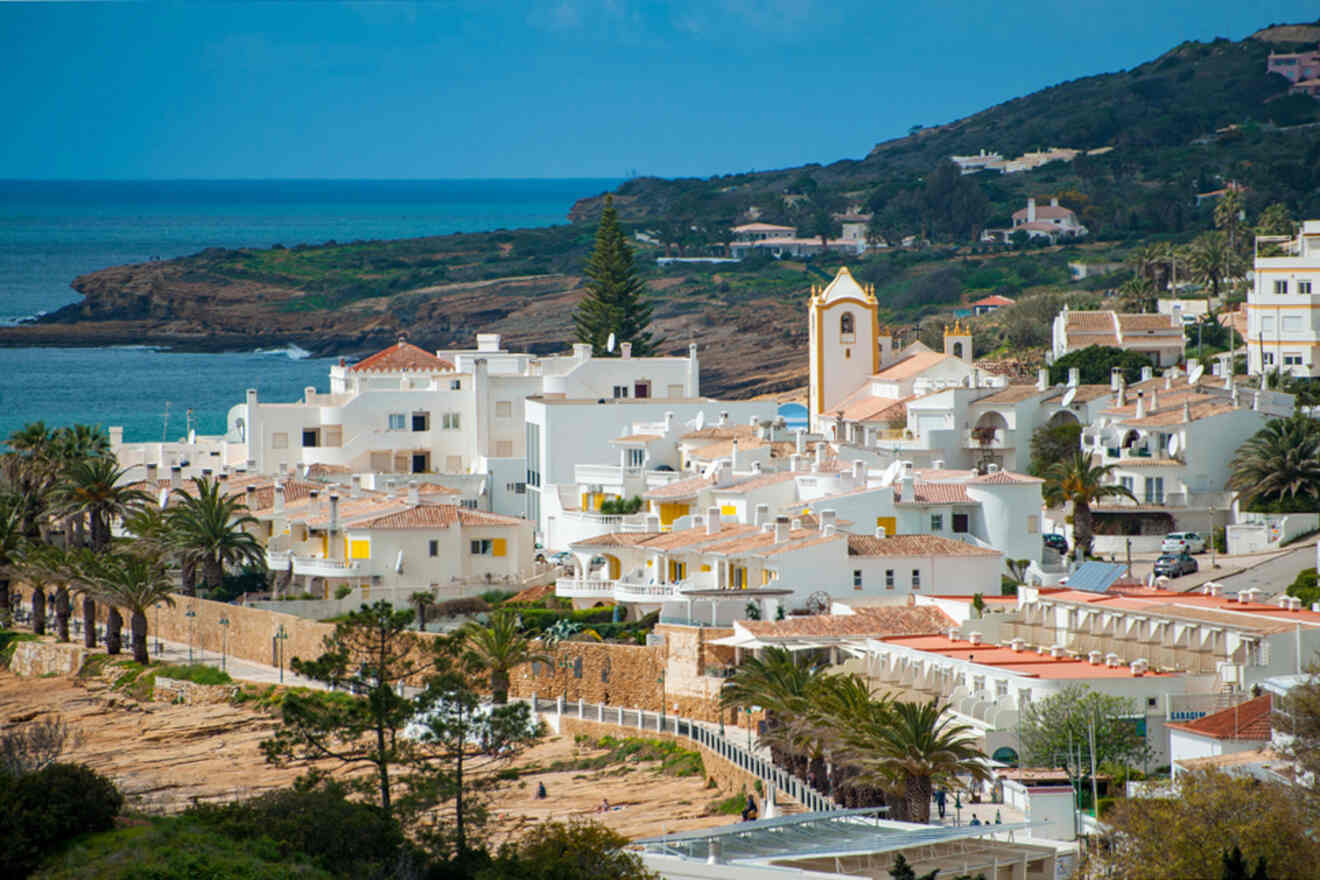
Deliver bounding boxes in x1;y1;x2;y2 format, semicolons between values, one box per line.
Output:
1065;561;1128;594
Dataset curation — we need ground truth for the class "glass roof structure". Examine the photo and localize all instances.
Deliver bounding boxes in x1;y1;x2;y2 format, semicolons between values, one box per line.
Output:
634;809;1038;864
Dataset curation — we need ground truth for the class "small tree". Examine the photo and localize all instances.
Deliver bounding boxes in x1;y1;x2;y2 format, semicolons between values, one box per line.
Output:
477;819;659;880
1019;685;1149;783
462;608;550;705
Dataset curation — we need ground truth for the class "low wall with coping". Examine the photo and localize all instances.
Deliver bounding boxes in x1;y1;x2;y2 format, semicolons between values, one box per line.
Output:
8;640;86;677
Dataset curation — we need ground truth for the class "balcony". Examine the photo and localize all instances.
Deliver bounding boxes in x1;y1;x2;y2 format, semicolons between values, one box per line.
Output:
266;550;362;578
575;464;644;486
963;428;1012;450
554;577;681;602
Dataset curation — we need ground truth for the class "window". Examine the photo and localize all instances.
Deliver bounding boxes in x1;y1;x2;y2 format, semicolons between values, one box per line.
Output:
929;514;943;532
495;400;512;418
952;513;969;533
853;569;863;590
1264;352;1276;366
441;412;461;430
461;498;478;509
1274;280;1289;295
840;312;855;340
911;569;920;590
506;481;526;494
627;448;645;467
272;432;288;449
496;440;513;458
388;413;406;431
573;657;582;679
1284;353;1303;366
1144;476;1165;504
302;429;319;448
885;570;895;590
428;540;439;557
412;412;430;431
996;681;1009;699
634;381;650;399
450;379;461;390
470;539;492;555
1120;475;1134;494
612;385;630;399
1300;281;1313;295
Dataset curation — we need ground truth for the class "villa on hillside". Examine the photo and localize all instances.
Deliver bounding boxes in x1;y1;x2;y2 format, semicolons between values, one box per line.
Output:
982;197;1088;244
1267;43;1320;97
1052;306;1186;367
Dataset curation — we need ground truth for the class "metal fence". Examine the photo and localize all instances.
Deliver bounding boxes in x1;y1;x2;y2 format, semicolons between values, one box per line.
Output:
531;695;836;813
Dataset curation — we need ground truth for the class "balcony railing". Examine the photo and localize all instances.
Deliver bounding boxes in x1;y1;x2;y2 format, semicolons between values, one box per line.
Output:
555;578;681;602
266;551;361;578
555;577;617;598
575;464;644;486
964;428;1012;449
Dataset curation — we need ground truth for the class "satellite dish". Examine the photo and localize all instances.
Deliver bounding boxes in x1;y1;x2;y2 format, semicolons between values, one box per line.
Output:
1061;387;1077;408
1168;434;1180;456
805;591;831;616
1187;363;1204;385
606;332;616;353
694;410;706;431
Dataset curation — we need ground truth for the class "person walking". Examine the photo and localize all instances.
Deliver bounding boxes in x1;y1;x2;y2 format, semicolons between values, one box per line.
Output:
934;788;947;819
741;794;758;822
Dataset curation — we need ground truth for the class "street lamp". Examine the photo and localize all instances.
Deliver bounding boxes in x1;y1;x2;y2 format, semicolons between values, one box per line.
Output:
658;670;667;728
218;616;230;672
274;624;289;683
185;608;197;664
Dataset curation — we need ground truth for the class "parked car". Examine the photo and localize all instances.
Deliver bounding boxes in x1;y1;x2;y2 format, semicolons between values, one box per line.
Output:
1154;553;1199;578
1043;533;1069;554
547;551;573;567
1161;532;1207;555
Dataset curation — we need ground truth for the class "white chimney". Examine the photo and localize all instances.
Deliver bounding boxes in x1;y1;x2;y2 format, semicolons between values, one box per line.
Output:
875;526;888;538
1135;391;1145;419
754;503;769;527
1088;650;1103;665
1068;367;1080;388
1204;583;1222;597
794;428;806;454
789;453;802;473
730;439;740;471
170;466;182;491
819;509;837;535
814;442;825;471
1050;645;1066;658
1105;653;1121;667
1149;389;1158;413
304;386;316;404
1141;366;1153;382
932;459;945;471
329;493;340;538
968;631;983;646
774;516;789;545
1050;197;1059;208
1037;368;1048;391
1009;638;1026;653
901;473;915;502
645;513;660;531
1183;400;1191;423
1132;659;1149;677
752;460;762;474
620;342;632;359
852;460;866;482
1110;367;1122;391
790;518;802;531
1027;197;1037;222
408;480;420;505
146;463;158;484
1239;588;1261;604
718;411;729;427
706;506;722;536
274;481;285;515
1165;373;1173;390
245;485;257;508
664;411;675;434
351;475;362;498
948;627;960;641
1252;391;1261;412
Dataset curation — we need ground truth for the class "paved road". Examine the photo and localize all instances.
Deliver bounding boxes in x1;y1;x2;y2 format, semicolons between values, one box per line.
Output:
1214;541;1317;599
150;635;327;690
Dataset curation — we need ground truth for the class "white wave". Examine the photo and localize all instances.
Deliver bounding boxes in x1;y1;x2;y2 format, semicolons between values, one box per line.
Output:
253;344;312;360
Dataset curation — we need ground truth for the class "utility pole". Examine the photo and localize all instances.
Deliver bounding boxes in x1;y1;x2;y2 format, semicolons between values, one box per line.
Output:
1088;709;1100;819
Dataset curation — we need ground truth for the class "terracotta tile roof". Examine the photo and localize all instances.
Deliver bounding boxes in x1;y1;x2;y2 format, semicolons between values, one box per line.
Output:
679;425;758;441
611;434;661;444
1166;695;1272;741
349;340;455;373
974;385;1043;405
1066;385;1116;403
972;295;1016;307
417;483;463;495
713;471;798;494
1116;313;1179;333
1012;205;1075;220
897;482;973;504
645;523;761;552
689;438;768;460
508;582;556;604
874;351;953;381
1124;401;1236;428
305;463;351;477
643;475;714;500
760;532;847;557
846;534;1000;557
740;605;954;639
570;532;658;549
970;470;1042;484
356;504;524;530
1062;311;1117;331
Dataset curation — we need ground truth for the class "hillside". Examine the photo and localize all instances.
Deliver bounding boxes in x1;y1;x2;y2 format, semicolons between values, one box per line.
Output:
4;22;1318;398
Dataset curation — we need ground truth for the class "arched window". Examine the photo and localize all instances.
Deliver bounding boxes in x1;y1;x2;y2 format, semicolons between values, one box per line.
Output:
840;312;855;337
952;342;964;358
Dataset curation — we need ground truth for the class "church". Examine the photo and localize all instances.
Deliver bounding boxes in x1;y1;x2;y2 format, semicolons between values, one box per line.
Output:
807;266;999;443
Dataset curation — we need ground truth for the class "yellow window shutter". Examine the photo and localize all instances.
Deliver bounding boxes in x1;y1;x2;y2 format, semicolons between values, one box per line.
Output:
720;504;736;517
761;570;770;585
700;563;711;573
349;539;371;560
492;538;507;557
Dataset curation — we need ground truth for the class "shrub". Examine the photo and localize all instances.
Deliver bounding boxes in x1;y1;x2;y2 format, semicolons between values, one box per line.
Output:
154;664;234;686
333;585;353;600
184;788;405;877
0;630;36;668
0;763;123;877
435;596;491;618
1288;569;1320;608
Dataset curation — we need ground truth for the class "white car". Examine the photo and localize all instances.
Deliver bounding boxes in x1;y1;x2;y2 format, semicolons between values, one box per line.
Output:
1161;532;1207;555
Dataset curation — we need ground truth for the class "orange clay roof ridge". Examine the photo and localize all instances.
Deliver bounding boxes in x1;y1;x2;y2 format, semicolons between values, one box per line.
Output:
349;340;455;373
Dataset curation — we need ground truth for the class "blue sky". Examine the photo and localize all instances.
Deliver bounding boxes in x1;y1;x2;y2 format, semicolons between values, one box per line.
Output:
1;1;1314;179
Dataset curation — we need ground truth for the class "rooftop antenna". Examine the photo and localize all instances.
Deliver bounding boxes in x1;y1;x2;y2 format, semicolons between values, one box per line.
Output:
161;401;171;443
606;332;616;354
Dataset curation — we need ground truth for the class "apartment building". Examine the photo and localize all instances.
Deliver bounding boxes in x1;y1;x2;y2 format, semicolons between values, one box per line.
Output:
1247;219;1320;377
1052;306;1186;367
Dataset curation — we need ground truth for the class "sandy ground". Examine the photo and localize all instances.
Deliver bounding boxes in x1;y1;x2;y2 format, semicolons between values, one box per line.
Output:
484;733;741;842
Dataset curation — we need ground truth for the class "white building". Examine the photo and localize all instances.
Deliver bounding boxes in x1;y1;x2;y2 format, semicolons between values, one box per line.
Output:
1052;307;1186;367
983;197;1087;244
1168;693;1273;780
1247;219;1320;377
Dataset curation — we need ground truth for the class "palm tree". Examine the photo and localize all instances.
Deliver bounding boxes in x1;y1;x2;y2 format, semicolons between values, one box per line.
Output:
720;646;828;777
54;423;111;462
806;673;892;807
1229;415;1320;513
0;498;24;627
85;552;175;664
462;608;551;704
167;476;265;595
3;422;61;539
51;457;150;551
1214;189;1245;254
1116;277;1157;314
1183;231;1246;300
53;547;103;649
840;699;989;823
1043;451;1137;559
17;543;66;640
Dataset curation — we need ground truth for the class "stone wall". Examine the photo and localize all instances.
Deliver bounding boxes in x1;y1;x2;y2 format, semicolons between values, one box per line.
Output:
8;641;86;677
152;676;240;705
509;639;666;710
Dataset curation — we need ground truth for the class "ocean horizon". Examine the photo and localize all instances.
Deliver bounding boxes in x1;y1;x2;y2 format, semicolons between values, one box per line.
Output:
0;177;621;443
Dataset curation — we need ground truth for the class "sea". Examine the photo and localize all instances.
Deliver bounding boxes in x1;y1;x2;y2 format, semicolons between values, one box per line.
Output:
0;179;619;444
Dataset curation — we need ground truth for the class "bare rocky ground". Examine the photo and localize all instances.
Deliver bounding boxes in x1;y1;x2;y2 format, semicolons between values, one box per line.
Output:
0;668;737;841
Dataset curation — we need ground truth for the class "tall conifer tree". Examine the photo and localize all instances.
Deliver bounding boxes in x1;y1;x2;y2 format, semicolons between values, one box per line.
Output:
572;195;657;356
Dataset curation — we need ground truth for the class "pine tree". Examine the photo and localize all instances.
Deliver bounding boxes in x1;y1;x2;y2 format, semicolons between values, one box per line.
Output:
572;195;657;356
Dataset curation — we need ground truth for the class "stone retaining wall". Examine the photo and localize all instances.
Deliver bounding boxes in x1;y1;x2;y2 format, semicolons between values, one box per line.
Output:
152;676;240;705
8;641;86;677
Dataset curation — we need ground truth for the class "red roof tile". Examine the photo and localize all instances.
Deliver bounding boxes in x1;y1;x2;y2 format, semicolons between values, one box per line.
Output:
349;340;455;373
1166;695;1272;741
